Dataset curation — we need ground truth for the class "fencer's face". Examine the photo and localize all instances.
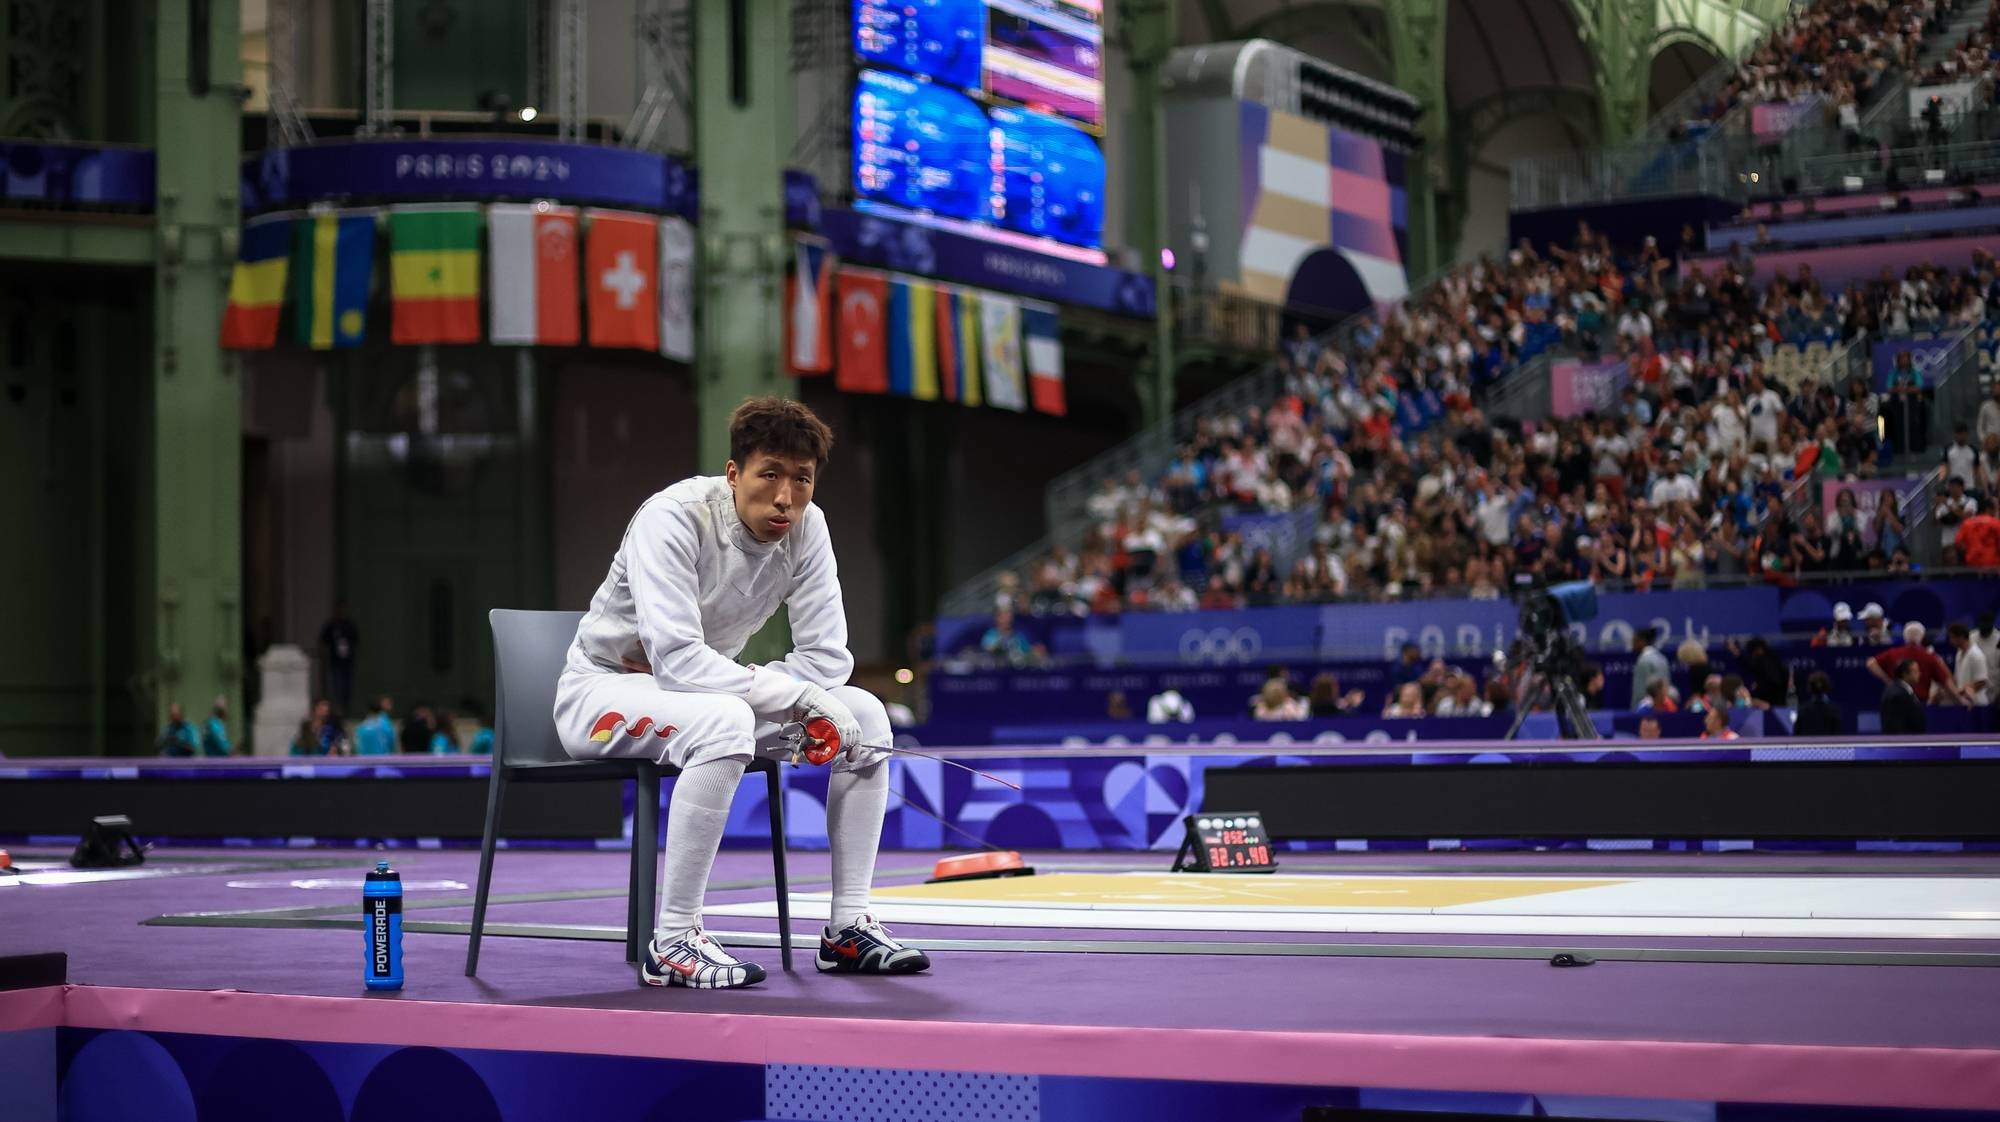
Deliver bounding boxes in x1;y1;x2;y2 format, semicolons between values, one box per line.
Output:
727;451;815;542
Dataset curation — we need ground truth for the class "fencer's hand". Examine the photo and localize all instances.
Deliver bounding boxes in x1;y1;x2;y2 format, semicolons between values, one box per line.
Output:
792;683;863;759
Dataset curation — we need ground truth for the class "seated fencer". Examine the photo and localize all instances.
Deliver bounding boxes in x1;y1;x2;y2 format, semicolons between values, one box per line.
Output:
555;396;928;988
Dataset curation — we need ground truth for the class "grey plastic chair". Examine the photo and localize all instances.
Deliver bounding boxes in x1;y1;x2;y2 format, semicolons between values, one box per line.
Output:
465;609;792;975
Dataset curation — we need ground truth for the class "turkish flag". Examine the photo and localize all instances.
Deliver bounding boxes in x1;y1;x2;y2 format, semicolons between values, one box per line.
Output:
585;209;659;350
834;268;889;394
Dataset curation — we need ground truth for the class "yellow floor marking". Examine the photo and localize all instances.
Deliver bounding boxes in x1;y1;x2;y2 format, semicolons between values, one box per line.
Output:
874;873;1626;910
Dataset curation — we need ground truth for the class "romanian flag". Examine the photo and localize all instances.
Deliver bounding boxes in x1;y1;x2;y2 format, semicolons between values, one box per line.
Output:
389;205;481;344
220;213;294;349
887;279;939;401
292;211;377;349
934;288;982;405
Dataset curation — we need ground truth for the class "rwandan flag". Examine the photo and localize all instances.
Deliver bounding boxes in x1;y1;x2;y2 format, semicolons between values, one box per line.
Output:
292;211;377;349
220;213;294;349
886;278;939;401
934;287;982;405
389;205;481;343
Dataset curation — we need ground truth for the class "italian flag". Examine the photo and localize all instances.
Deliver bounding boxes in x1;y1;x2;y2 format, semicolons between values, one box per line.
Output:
389;205;481;344
487;203;581;346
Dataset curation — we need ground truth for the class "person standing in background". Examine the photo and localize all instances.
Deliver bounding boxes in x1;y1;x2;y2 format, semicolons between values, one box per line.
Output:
1880;660;1928;734
430;710;462;754
1793;672;1844;736
1948;623;1991;706
355;696;397;756
398;705;436;755
1629;627;1670;709
156;702;198;757
200;697;233;757
318;603;360;714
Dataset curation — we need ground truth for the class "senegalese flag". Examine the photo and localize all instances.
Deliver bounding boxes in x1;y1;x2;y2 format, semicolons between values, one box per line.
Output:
220;213;295;349
389;205;481;343
935;287;982;405
292;211;378;349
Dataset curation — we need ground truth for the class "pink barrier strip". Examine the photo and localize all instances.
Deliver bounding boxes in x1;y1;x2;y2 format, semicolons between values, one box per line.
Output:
0;987;63;1032
55;985;2000;1111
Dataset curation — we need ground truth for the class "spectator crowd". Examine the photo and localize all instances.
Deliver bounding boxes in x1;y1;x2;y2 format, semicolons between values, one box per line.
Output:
992;230;2000;628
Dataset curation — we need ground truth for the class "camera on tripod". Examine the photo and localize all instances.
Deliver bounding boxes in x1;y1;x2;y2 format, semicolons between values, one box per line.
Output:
1506;577;1601;741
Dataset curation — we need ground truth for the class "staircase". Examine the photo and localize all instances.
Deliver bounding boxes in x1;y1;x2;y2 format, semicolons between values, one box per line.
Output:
1916;0;1994;73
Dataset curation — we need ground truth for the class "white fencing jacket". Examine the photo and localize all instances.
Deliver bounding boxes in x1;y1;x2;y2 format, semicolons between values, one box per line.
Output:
564;475;853;718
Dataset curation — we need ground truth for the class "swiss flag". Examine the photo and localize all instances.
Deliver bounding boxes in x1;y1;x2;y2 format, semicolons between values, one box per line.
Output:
834;268;889;393
585;209;659;350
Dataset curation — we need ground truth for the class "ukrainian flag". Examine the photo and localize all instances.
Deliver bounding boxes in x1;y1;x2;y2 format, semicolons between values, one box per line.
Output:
292;211;378;349
219;213;294;349
887;279;939;400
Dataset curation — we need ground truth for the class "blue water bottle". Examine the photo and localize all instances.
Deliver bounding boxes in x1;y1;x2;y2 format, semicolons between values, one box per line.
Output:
363;861;404;991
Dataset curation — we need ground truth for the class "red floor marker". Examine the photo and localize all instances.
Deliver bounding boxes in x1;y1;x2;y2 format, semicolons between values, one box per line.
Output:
928;851;1033;884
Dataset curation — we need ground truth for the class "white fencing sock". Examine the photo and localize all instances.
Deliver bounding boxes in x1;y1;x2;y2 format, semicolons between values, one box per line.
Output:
826;757;889;929
656;755;747;941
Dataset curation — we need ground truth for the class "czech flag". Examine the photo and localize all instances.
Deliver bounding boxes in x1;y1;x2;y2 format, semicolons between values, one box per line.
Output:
389;205;481;344
220;213;294;349
785;237;835;375
292;211;377;350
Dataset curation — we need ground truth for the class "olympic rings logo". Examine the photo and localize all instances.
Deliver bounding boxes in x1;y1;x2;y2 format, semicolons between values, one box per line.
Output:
1178;627;1263;664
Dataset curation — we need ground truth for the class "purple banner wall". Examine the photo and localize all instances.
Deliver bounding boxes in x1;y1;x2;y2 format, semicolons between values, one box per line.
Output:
1551;358;1630;417
1;141;153;208
821;207;1156;317
1685;232;1998;290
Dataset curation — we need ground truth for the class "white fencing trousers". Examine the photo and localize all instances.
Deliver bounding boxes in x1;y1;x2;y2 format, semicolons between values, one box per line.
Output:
554;671;892;772
555;671;894;936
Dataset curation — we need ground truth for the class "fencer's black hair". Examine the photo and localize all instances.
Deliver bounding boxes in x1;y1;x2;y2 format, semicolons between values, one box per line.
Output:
729;396;834;469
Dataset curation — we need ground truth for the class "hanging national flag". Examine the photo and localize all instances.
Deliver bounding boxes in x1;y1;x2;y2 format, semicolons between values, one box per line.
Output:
935;287;962;402
887;279;939;401
220;213;294;349
488;202;580;345
1022;303;1065;417
834;268;889;394
659;216;695;362
585;209;659;350
389;205;481;344
979;292;1026;411
292;211;377;350
956;289;982;407
785;237;835;375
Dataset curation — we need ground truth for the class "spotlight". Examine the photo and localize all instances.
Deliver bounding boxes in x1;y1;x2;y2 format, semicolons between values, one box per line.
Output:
895;667;915;685
518;106;538;122
1160;247;1177;272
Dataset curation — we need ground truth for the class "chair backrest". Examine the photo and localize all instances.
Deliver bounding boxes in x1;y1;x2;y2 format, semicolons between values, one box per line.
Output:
489;609;587;770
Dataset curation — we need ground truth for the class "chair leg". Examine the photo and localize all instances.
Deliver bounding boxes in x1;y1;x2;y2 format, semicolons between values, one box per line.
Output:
632;765;661;965
766;764;792;972
465;765;508;976
625;773;644;964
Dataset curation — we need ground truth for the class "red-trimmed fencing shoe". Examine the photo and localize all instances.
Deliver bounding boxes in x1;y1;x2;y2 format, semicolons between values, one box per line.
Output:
817;914;931;974
641;927;767;989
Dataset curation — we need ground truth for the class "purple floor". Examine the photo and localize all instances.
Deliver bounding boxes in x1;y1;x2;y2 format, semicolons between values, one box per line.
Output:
6;847;2000;1051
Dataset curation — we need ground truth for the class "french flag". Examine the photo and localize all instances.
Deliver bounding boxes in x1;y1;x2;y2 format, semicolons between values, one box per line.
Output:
786;237;835;375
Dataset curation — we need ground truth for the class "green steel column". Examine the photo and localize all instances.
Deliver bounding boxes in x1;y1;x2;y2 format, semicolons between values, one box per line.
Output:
151;0;243;743
1388;0;1449;277
692;0;790;472
1122;0;1177;427
693;0;792;663
1591;0;1657;144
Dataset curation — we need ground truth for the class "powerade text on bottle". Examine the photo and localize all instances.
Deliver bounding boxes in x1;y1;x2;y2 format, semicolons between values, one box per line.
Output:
364;861;404;990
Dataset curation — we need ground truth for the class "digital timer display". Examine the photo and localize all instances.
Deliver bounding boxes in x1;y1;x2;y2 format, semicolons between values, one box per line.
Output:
1173;812;1279;874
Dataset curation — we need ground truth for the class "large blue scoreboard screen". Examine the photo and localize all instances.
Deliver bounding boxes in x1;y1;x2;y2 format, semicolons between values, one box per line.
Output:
851;0;1106;255
853;69;1105;253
